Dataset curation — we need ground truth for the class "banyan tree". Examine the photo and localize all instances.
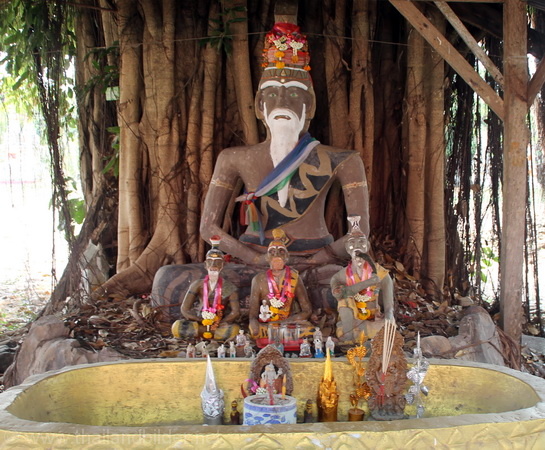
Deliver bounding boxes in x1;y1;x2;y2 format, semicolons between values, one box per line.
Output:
2;0;544;351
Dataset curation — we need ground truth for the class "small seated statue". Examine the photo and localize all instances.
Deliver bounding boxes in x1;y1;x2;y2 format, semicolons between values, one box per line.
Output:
172;237;240;341
331;216;395;342
248;229;312;340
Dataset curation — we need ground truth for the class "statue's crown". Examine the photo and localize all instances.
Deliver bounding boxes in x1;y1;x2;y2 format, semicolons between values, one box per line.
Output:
206;235;224;260
260;22;311;84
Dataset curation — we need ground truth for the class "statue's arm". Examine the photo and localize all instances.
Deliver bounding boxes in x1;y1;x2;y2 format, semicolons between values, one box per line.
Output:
180;280;202;322
330;267;380;299
305;153;370;265
223;290;240;323
200;151;264;265
380;274;395;321
290;276;312;322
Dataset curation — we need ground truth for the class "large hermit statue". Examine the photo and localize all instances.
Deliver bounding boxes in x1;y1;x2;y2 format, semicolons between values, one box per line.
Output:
152;3;369;318
248;229;312;339
171;237;240;340
330;216;394;342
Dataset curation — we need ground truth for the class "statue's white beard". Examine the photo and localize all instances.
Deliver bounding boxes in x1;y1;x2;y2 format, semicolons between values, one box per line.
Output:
208;271;219;290
264;105;307;207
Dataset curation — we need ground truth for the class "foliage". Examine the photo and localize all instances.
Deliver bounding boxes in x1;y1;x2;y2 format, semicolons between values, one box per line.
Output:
0;0;83;240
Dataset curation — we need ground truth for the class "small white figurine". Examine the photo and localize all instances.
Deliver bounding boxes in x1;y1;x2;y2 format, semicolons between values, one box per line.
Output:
244;341;255;358
259;300;273;322
299;337;312;357
186;342;196;358
229;341;236;358
325;336;335;357
217;343;226;358
236;329;248;347
196;340;208;357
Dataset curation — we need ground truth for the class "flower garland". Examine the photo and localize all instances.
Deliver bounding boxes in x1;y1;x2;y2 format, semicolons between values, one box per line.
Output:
262;23;310;71
346;263;376;321
266;266;295;310
201;276;224;339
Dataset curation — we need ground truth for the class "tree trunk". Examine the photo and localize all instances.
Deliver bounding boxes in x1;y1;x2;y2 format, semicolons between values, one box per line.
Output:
404;26;426;278
424;10;446;296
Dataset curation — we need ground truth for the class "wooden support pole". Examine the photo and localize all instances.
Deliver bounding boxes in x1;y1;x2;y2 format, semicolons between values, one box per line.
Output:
500;0;528;364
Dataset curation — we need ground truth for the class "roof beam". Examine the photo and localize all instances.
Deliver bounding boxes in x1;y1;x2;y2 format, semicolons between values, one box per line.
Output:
389;0;504;119
434;1;504;87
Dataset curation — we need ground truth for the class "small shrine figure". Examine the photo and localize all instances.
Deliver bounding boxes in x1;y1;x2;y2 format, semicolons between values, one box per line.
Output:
201;355;224;425
325;336;335;357
317;350;339;422
244;341;256;358
229;341;236;358
314;337;324;358
236;330;248;357
186;342;196;358
405;332;430;418
365;321;407;420
299;338;312;358
259;300;273;322
249;229;313;345
313;327;323;344
195;340;208;357
261;361;285;405
303;399;315;423
217;343;226;358
230;400;241;425
172;236;240;341
331;216;395;342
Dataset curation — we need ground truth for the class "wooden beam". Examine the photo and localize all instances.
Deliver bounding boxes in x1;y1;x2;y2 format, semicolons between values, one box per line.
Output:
434;1;504;88
500;0;528;364
528;56;545;107
390;0;504;120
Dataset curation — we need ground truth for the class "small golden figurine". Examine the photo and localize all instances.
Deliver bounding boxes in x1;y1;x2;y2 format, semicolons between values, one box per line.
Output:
317;350;339;422
230;400;241;425
346;331;371;421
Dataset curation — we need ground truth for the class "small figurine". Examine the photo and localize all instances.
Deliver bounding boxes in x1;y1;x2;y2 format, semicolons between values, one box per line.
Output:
260;361;284;405
314;338;324;358
244;341;255;358
172;236;241;341
230;400;241;425
229;341;236;358
195;340;208;357
236;330;248;357
405;332;430;418
217;343;226;358
259;300;273;322
331;216;395;342
317;350;339;422
186;342;196;358
303;399;315;423
325;336;335;357
248;229;313;343
313;327;323;344
299;338;312;358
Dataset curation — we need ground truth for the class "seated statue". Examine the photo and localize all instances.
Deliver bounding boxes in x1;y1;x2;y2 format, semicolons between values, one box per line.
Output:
171;237;240;341
330;216;394;342
248;229;312;341
152;18;369;320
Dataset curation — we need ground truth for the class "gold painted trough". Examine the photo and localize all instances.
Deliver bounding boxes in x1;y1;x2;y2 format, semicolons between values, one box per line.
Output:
1;358;545;448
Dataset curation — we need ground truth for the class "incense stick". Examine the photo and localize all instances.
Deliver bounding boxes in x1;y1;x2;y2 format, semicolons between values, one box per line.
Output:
381;319;396;375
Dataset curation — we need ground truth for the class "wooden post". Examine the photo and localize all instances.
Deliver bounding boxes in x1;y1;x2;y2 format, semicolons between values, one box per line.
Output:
500;0;528;363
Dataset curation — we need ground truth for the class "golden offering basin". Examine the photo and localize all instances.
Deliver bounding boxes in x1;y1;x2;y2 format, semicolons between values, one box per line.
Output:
1;358;545;448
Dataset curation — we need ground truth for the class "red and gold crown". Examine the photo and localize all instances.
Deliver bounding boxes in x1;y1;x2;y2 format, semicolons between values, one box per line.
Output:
261;22;311;83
